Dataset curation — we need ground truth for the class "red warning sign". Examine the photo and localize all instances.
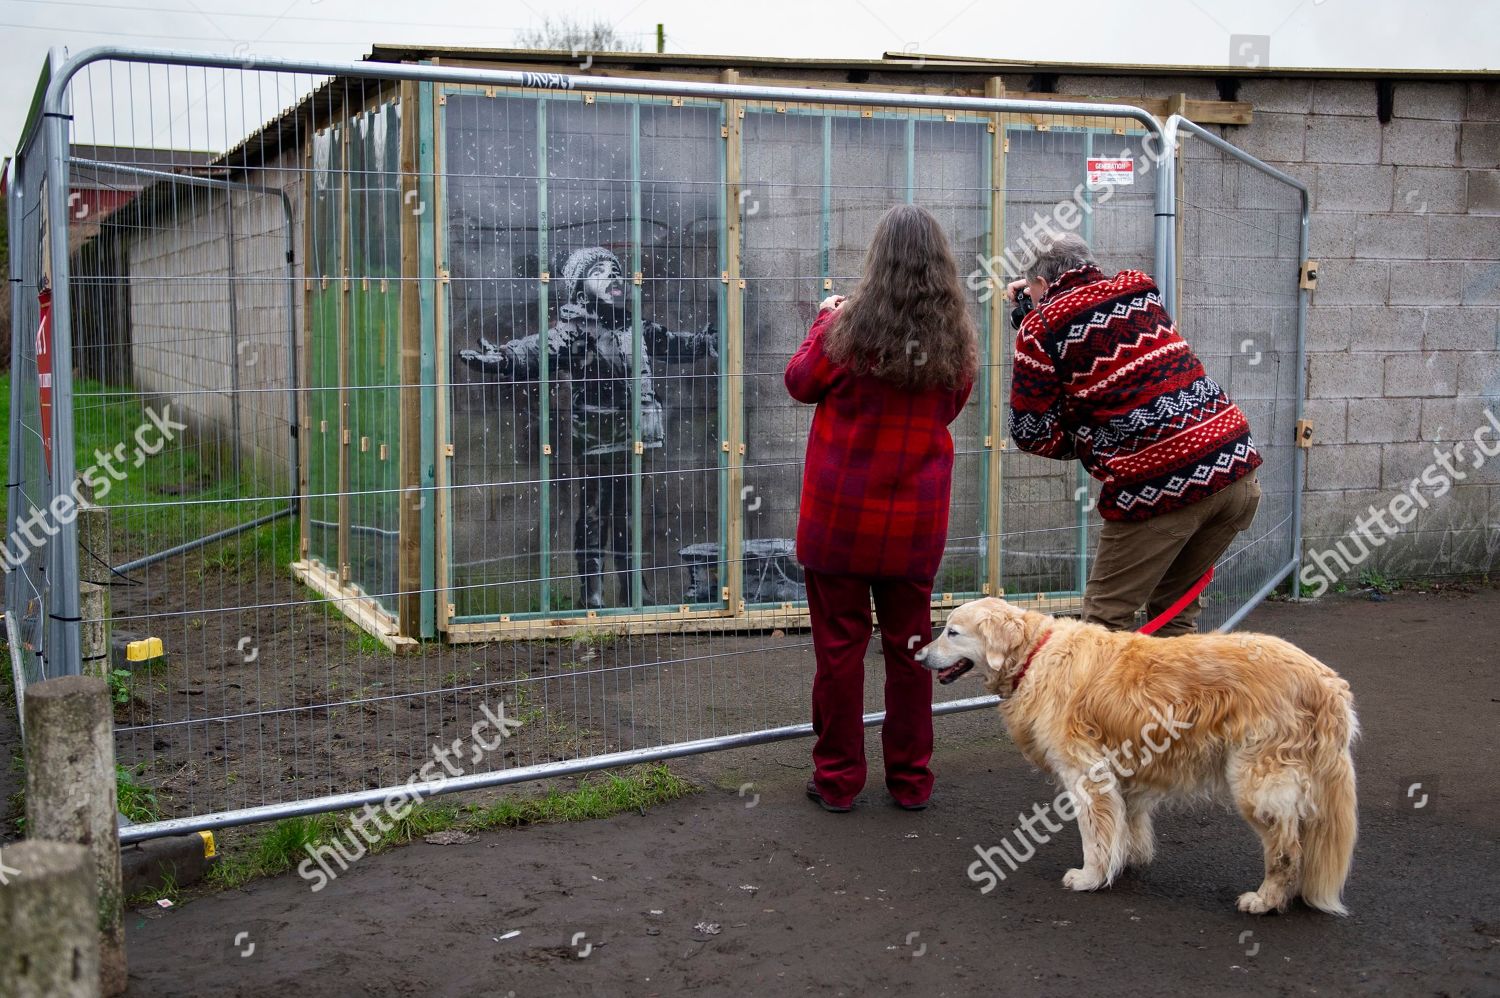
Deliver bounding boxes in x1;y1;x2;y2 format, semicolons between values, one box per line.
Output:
36;288;53;476
1086;157;1135;186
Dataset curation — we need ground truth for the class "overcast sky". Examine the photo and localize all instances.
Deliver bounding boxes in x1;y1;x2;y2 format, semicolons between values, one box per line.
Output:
3;0;1496;158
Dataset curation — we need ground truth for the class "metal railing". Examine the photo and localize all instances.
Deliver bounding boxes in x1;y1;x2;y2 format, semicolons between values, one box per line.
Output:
4;48;1304;842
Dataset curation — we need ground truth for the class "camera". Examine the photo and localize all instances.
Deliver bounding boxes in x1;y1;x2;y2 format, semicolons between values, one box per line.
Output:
1010;289;1035;330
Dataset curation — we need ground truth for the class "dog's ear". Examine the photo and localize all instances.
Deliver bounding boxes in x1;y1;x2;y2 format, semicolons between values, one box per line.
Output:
976;605;1026;675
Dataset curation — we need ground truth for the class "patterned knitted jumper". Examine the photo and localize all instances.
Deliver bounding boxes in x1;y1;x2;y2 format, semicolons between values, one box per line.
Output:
1009;265;1262;521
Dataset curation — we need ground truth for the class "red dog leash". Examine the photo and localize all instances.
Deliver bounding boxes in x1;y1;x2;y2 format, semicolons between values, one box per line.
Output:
1137;567;1215;636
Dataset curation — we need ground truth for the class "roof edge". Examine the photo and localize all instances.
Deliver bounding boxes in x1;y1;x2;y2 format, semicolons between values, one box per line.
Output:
362;44;1499;79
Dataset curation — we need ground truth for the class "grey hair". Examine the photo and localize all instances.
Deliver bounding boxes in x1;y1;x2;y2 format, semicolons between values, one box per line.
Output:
1023;232;1097;286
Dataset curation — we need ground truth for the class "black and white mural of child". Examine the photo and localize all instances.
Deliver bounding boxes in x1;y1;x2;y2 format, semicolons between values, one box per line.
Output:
459;245;717;610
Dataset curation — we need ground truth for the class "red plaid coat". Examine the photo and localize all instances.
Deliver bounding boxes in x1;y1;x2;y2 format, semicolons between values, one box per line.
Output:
785;307;973;581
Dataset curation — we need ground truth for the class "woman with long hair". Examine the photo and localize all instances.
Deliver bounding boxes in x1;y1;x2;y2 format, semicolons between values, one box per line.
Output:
785;202;979;812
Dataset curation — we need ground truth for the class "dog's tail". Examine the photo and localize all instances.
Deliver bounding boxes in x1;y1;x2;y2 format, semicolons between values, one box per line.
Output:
1301;692;1359;916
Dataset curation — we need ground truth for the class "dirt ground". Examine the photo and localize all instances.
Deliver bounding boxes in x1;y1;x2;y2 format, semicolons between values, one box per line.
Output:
112;584;1500;997
96;555;832;823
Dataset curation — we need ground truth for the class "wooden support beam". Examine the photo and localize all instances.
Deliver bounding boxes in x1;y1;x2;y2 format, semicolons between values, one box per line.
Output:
426;59;1254;125
984;76;1007;598
722;68;746;618
443;591;1080;643
396;81;422;639
291;560;418;653
336;122;352;591
431;81;453;634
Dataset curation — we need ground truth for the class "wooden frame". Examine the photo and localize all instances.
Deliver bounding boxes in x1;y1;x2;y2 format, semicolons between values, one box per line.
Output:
292;559;416;652
309;76;1144;647
396;80;423;636
432;78;453;635
984;77;1007;599
722;78;747;617
444;590;1083;643
413;56;1254;126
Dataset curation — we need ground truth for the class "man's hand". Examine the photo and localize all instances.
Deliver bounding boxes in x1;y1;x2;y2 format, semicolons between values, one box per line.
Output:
1005;279;1028;304
819;294;847;312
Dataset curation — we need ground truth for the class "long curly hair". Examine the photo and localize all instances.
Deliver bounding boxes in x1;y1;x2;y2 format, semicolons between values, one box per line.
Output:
823;203;980;392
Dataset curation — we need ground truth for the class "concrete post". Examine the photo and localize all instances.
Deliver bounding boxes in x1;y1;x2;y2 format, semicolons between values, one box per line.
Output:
0;839;101;998
78;582;110;681
23;676;127;996
76;484;112;680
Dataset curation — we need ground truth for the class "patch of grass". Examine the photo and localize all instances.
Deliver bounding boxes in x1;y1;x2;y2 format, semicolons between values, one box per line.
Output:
195;516;298;581
207;813;341;891
106;668;133;705
345;624;389;656
1358;569;1399;595
1271;578;1317;600
509;684;546;728
374;801;460;850
106;656;167;708
200;765;693;894
116;764;161;824
7;753;24;836
127;868;178;907
458;764;693;830
4;761;157;835
0;372;293;564
0;643;14;715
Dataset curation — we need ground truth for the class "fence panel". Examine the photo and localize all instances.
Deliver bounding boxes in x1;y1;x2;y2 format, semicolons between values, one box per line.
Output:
6;58;56;693
4;50;1300;841
1171;115;1309;629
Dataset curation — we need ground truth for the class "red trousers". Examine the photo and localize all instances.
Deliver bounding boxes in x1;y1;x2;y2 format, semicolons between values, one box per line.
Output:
805;570;934;808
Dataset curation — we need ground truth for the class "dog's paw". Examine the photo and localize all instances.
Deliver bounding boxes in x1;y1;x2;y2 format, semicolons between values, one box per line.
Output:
1236;891;1275;914
1063;868;1105;892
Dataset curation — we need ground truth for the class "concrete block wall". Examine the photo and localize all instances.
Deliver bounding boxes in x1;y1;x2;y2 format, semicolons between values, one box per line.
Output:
1207;78;1500;581
126;148;302;491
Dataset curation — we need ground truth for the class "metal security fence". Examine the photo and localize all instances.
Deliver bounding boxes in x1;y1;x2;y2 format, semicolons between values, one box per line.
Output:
4;48;1305;841
1169;114;1309;631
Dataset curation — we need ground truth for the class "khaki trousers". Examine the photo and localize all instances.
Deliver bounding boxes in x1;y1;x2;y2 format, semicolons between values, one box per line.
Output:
1082;473;1261;636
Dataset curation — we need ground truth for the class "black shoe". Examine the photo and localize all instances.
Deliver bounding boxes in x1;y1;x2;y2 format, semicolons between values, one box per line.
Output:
893;797;930;812
806;780;853;813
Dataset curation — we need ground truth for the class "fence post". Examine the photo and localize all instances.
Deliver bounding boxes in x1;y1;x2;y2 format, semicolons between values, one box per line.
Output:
23;675;127;996
77;483;112;679
1165;93;1188;321
0;839;101;998
721;67;746;620
78;582;109;680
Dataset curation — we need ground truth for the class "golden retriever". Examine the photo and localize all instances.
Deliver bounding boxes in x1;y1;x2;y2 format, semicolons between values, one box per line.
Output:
916;598;1358;915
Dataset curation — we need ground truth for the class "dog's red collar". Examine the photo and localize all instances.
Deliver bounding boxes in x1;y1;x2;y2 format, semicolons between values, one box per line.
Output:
1011;630;1052;692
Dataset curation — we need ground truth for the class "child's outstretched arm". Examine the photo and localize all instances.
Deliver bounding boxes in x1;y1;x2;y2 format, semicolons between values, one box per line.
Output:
458;323;577;380
784;306;842;404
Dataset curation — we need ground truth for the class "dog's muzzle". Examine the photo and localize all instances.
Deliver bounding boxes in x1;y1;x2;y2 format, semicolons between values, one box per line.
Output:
914;643;975;685
936;659;974;685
